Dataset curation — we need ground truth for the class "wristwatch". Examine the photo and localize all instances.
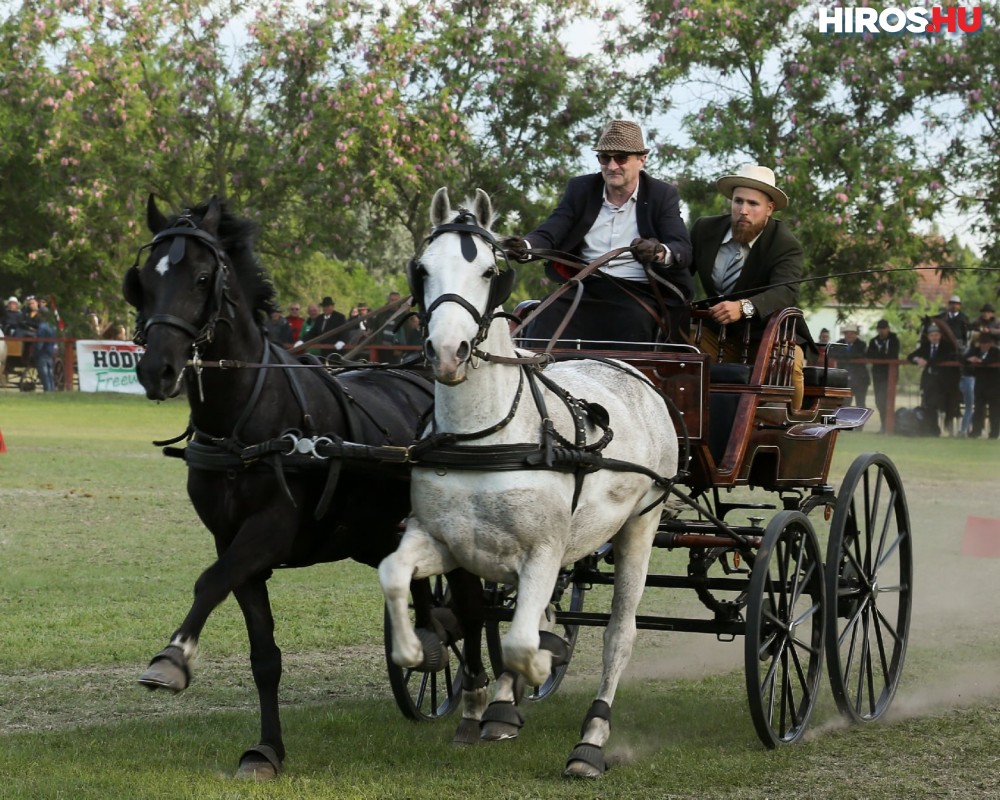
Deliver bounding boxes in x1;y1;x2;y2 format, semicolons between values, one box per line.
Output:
740;299;756;319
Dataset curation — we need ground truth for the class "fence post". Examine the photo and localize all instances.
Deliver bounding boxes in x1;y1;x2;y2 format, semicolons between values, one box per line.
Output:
62;337;76;391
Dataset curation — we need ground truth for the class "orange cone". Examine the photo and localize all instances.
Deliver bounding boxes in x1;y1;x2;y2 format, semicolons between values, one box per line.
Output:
0;427;5;454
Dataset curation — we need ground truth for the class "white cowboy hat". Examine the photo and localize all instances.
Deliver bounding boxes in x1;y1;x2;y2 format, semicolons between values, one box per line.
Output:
716;164;789;210
6;296;19;305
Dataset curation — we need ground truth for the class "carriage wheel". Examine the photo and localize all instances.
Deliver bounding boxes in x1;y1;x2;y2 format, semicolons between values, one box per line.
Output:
826;452;912;724
484;571;585;701
383;575;464;721
745;510;826;748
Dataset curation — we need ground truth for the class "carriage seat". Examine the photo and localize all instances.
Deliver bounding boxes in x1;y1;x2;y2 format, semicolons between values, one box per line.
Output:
802;365;848;388
708;362;752;385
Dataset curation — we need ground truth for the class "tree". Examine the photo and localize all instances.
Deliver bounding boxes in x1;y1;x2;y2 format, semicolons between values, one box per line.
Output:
0;0;612;328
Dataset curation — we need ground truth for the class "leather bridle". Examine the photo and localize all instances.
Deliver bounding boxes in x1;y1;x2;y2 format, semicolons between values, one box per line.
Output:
129;216;234;348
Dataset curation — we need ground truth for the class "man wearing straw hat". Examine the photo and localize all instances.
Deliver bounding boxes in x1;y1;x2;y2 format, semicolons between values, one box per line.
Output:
690;164;805;407
501;119;693;347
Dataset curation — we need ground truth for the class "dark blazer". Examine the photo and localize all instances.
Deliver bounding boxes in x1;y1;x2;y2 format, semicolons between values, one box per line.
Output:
306;310;347;341
965;344;1000;396
524;171;693;299
689;214;803;324
908;338;959;392
867;332;900;380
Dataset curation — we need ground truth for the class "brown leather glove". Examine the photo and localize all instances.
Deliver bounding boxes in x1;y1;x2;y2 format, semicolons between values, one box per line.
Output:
630;237;662;266
500;236;530;262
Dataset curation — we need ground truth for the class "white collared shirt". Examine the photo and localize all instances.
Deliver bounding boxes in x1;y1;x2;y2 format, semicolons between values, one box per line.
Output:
581;185;647;281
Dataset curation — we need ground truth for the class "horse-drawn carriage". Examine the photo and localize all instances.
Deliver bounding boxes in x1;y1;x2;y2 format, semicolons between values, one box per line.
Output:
127;190;910;780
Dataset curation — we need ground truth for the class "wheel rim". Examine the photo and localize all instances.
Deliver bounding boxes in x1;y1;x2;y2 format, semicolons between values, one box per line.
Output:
384;575;464;721
745;511;826;747
484;572;584;701
826;452;912;723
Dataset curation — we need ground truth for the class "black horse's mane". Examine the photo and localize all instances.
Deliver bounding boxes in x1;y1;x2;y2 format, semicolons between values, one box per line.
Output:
173;199;279;323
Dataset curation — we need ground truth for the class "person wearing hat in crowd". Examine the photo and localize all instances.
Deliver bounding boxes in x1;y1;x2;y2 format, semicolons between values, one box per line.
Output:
972;303;1000;337
907;322;959;437
867;319;900;433
935;294;973;435
501;119;694;347
835;324;870;409
304;296;347;351
964;329;1000;439
689;164;806;409
2;296;25;337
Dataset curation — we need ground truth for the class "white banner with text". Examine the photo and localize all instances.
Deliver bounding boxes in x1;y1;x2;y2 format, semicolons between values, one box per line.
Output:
75;340;145;394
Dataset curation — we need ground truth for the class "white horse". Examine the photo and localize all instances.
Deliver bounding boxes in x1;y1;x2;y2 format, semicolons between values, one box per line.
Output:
380;187;679;778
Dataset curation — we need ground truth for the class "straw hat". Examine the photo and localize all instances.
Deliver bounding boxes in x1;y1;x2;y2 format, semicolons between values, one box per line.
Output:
716;164;789;210
592;120;650;155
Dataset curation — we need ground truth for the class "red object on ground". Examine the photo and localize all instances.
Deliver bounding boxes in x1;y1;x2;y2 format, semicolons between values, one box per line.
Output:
961;516;1000;558
0;427;6;454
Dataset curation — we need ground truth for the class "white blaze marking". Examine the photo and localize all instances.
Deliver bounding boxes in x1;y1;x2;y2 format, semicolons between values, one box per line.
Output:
155;255;170;276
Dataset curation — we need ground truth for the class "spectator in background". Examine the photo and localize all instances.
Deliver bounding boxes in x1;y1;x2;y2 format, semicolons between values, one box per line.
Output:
392;311;423;361
33;311;57;392
265;309;294;348
3;296;25;336
965;330;1000;439
102;322;129;340
297;302;321;354
867;319;900;433
285;303;305;340
305;296;347;352
937;294;973;435
371;291;405;345
972;303;1000;337
835;324;870;408
22;296;42;332
808;327;831;366
908;322;959;437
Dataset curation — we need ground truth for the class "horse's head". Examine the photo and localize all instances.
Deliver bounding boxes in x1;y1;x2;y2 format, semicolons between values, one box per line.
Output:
408;187;516;385
123;195;241;400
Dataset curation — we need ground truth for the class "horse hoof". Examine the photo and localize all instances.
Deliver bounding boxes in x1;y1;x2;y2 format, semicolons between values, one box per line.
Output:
452;717;480;746
563;742;606;779
137;646;190;693
538;630;571;667
236;744;282;781
415;627;448;672
480;701;523;741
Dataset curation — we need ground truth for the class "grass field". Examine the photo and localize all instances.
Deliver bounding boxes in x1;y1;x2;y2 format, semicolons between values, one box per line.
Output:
1;392;1000;799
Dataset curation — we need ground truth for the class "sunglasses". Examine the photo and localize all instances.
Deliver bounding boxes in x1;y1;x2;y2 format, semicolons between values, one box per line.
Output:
596;152;635;166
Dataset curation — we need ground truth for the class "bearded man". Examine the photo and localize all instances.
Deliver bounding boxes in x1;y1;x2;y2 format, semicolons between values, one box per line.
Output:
689;164;805;406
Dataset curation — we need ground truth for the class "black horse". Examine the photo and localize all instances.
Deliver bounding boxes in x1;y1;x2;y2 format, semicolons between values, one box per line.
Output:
123;195;487;778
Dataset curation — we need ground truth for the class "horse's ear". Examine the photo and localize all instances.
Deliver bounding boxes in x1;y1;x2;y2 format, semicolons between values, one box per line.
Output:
123;265;142;309
430;187;451;227
473;188;492;230
201;195;222;236
147;193;169;234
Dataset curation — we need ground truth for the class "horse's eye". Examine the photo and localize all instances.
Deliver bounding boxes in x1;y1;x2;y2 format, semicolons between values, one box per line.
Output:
482;266;498;280
196;272;211;287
